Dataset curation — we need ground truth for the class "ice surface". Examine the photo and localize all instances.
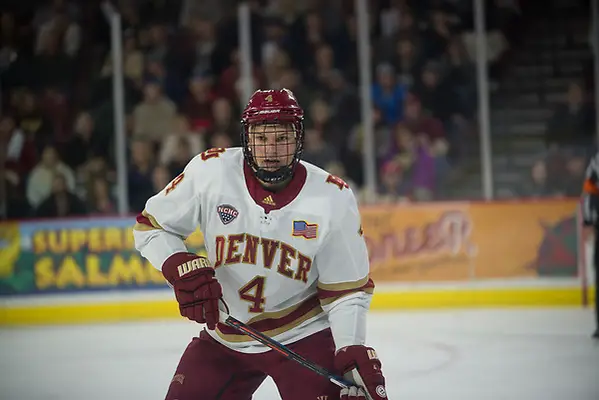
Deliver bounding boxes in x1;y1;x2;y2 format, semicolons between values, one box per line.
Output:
1;308;598;399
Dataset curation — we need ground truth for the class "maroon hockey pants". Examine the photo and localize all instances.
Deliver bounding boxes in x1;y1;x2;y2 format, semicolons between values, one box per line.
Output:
165;328;341;400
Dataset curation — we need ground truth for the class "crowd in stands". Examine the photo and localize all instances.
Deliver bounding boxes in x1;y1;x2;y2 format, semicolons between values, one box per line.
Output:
0;0;593;220
518;80;595;199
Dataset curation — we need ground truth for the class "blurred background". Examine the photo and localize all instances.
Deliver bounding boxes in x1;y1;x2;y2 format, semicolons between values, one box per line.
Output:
0;0;596;219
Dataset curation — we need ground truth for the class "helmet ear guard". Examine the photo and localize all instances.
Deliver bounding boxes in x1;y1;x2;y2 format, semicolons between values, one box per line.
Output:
240;89;305;184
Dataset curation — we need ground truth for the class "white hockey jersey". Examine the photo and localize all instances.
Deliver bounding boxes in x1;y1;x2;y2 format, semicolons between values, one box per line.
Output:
133;147;374;353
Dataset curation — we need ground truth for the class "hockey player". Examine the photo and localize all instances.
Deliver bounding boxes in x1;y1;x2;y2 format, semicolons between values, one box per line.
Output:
582;151;599;339
133;88;388;399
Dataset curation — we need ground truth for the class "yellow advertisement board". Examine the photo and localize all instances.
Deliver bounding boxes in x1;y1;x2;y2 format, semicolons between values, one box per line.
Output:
362;200;580;282
0;199;581;296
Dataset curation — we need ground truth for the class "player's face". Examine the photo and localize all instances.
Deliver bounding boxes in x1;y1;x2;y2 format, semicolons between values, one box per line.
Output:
248;123;297;171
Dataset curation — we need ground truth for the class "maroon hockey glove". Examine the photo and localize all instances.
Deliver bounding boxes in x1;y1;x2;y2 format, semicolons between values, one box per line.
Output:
161;252;222;329
335;345;388;400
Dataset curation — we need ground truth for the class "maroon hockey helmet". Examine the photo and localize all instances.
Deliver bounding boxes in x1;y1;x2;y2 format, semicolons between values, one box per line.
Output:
240;88;305;184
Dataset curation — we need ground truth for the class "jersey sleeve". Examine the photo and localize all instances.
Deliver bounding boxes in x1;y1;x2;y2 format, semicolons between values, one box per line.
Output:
316;188;374;304
315;187;374;350
582;152;599;226
133;154;208;270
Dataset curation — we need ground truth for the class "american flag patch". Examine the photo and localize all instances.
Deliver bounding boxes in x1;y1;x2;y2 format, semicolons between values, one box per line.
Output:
292;220;318;239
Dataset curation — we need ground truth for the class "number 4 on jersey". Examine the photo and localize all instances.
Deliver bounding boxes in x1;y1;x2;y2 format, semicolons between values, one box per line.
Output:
238;276;266;313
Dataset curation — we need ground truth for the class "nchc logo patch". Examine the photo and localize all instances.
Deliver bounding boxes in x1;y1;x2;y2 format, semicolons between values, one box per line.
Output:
217;204;239;225
292;220;318;239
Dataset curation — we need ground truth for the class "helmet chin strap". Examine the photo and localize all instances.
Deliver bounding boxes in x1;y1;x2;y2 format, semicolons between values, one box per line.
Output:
254;164;294;186
257;176;292;192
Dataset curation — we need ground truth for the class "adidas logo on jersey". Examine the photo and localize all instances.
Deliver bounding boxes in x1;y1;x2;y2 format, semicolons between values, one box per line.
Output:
262;195;276;206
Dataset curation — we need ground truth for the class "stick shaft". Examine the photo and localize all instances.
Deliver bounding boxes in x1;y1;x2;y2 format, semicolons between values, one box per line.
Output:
223;316;353;388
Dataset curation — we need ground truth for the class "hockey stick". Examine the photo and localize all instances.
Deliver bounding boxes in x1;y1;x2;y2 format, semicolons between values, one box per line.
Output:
218;308;355;389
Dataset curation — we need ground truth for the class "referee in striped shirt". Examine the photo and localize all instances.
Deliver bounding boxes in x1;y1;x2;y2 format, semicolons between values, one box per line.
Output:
582;152;599;339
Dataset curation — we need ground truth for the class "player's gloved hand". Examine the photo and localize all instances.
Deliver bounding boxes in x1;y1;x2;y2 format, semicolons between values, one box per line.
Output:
335;345;387;400
161;252;222;329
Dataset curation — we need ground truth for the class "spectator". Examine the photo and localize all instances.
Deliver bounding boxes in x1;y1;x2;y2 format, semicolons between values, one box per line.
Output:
516;159;564;198
442;37;476;119
160;114;205;165
33;29;74;92
35;173;86;218
217;48;264;104
167;137;194;179
379;0;410;37
209;97;237;139
322;69;360;132
422;10;454;60
34;6;81;58
263;47;292;89
288;10;332;74
14;89;53;154
402;94;449;166
386;123;437;201
144;24;168;63
80;156;113;192
377;160;410;203
396;8;419;38
132;81;176;143
101;30;144;88
305;43;336;89
26;145;75;209
261;17;289;69
333;13;359;82
180;74;214;131
0;12;20;68
349;106;393;164
210;131;233;149
462;24;509;78
372;63;407;125
2;114;34;218
119;2;142;34
545;82;594;150
563;151;589;197
63;111;108;174
144;57;187;105
151;165;171;194
413;61;454;123
127;138;156;213
2;114;36;177
86;177;116;215
190;19;217;77
3;168;31;218
391;37;424;88
414;59;469;166
302;129;338;169
306;97;343;149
